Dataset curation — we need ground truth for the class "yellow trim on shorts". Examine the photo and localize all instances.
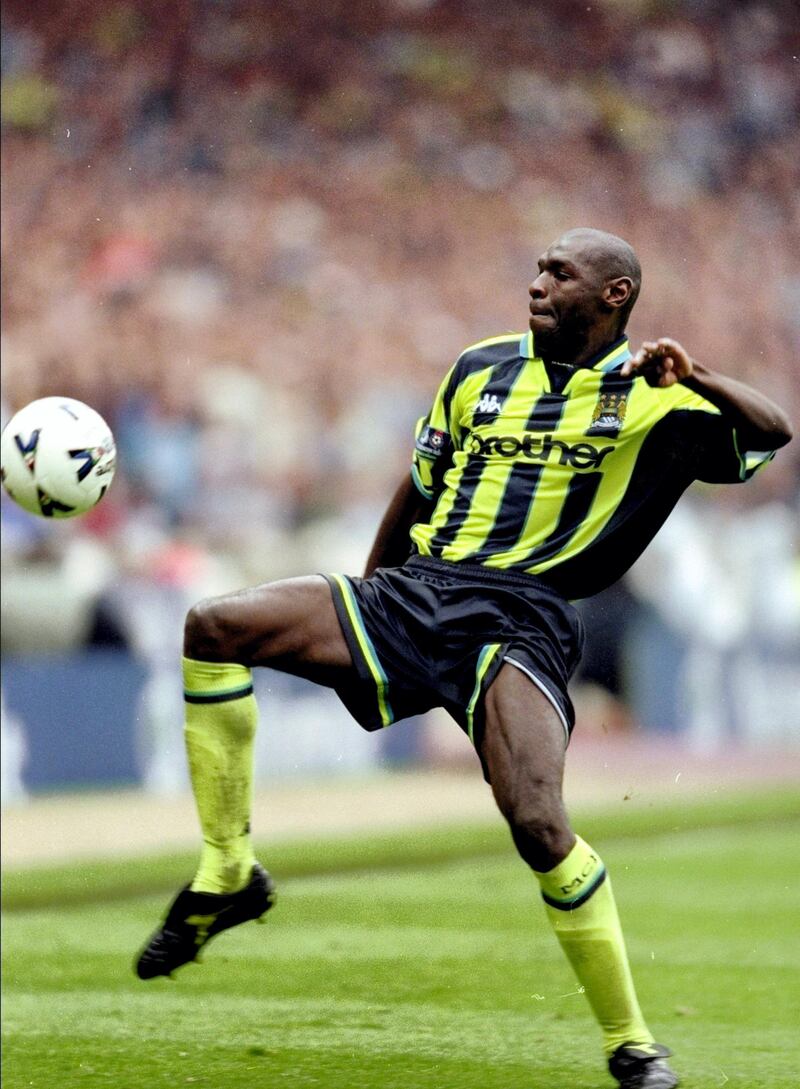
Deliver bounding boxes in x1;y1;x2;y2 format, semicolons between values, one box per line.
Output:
329;573;394;728
466;643;502;744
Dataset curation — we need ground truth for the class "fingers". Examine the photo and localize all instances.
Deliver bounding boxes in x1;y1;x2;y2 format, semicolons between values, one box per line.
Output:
639;340;673;362
621;341;663;373
655;337;684;353
621;349;676;387
621;337;692;384
621;346;666;376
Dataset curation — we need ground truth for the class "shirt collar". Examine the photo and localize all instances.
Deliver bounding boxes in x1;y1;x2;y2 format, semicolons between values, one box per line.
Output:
519;331;632;372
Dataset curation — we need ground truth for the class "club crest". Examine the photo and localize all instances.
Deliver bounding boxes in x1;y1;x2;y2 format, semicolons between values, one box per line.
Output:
586;390;628;437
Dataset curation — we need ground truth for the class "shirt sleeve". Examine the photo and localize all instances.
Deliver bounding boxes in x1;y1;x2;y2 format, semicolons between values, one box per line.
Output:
411;363;462;500
668;386;776;484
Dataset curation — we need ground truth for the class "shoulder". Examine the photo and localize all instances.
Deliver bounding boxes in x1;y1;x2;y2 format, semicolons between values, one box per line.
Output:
457;332;525;365
449;332;525;385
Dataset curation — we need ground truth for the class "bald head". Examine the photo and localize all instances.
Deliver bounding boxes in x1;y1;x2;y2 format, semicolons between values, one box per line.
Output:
555;228;641;329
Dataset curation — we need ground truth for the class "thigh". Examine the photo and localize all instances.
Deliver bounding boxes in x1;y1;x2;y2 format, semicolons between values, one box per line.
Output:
187;575;354;686
479;661;569;821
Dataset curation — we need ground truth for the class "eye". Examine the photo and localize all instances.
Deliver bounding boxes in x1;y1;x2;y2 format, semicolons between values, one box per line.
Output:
554;270;570;281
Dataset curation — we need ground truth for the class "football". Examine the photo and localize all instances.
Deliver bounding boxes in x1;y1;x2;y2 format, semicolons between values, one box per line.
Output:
1;397;116;518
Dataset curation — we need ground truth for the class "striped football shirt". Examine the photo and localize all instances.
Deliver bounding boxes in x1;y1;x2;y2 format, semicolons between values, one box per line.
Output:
410;331;773;599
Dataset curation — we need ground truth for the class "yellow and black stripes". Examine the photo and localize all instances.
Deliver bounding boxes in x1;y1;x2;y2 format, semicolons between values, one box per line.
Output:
512;470;604;571
526;391;567;431
412;334;523;503
409;331;772;599
426;342;531;555
465;461;545;563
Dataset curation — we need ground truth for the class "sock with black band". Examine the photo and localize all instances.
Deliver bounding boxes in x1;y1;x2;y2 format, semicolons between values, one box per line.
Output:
182;657;258;894
535;835;655;1056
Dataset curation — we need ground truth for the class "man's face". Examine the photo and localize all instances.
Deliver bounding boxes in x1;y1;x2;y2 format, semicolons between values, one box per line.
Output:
528;235;607;357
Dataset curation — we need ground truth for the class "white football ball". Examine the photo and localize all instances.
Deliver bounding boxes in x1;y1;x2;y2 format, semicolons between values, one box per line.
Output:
1;397;116;519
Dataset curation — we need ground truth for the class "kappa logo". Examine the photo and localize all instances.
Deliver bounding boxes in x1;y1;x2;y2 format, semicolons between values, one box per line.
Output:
586;390;628;437
474;393;504;415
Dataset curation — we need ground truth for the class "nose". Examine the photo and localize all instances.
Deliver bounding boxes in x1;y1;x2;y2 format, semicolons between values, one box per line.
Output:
529;273;547;299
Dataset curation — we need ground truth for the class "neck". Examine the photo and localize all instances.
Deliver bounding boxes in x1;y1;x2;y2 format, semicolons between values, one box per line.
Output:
539;325;624;368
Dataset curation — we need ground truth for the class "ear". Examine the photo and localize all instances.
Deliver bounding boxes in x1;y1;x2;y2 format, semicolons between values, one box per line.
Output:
603;276;633;311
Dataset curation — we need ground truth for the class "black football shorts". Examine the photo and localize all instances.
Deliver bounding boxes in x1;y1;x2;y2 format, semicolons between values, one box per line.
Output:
323;555;584;759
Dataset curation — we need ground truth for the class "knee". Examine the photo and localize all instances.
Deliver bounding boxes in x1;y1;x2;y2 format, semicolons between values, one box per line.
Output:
184;597;239;661
499;789;574;872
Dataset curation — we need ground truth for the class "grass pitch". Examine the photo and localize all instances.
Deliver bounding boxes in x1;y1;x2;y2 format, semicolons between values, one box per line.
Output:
3;792;800;1089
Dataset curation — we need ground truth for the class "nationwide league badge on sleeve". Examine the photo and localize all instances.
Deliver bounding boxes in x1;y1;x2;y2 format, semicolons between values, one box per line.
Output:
415;425;451;459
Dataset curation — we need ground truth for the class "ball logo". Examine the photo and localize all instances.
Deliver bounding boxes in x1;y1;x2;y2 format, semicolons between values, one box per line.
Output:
69;439;115;482
36;487;75;517
14;430;41;474
69;447;99;482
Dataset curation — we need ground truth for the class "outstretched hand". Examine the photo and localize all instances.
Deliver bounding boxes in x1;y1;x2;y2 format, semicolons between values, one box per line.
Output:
621;337;694;388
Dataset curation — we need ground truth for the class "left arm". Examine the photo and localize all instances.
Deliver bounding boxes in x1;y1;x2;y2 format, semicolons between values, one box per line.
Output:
621;337;793;450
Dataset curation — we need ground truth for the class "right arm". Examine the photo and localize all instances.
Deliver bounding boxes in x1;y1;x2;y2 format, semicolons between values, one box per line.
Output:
364;474;433;577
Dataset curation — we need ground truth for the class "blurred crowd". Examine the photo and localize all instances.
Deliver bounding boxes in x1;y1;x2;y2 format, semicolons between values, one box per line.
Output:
1;0;798;753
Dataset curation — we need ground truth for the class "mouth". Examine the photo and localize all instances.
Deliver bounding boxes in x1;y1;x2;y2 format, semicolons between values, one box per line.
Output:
529;308;555;328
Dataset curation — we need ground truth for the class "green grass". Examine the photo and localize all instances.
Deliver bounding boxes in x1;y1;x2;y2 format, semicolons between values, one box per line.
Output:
5;787;798;912
3;793;800;1089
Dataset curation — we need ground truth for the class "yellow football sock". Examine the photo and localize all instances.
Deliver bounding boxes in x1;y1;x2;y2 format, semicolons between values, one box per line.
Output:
182;657;258;894
535;836;655;1056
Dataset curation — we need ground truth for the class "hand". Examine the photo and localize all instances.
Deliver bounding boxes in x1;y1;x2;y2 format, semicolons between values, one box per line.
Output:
621;337;694;388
